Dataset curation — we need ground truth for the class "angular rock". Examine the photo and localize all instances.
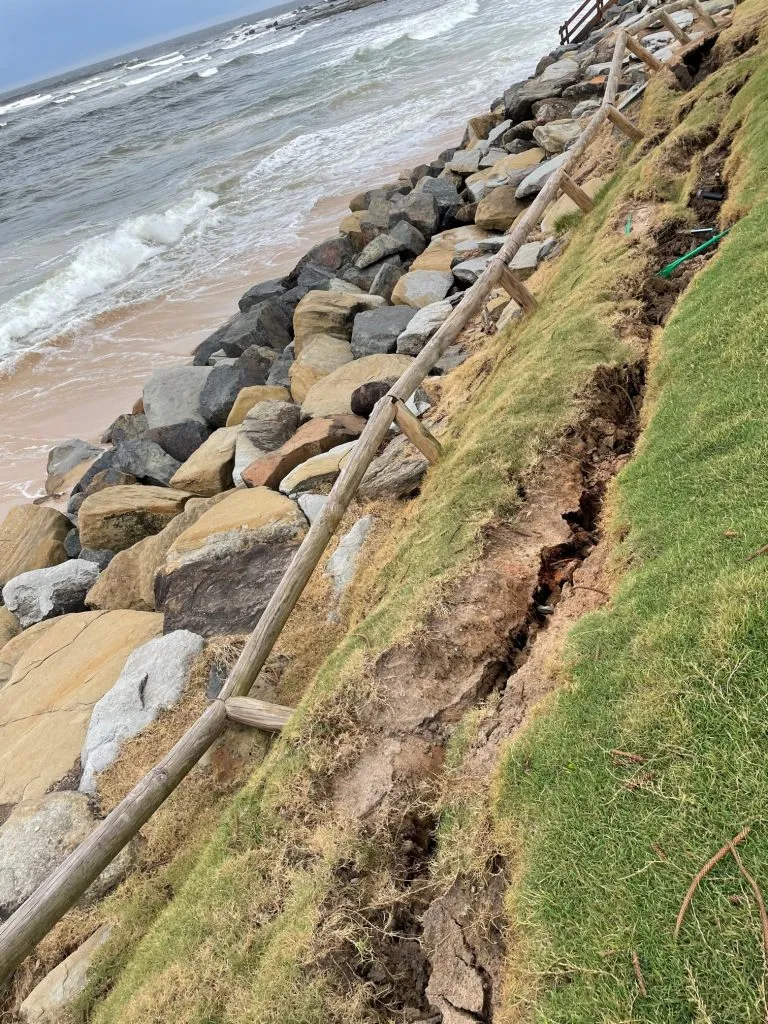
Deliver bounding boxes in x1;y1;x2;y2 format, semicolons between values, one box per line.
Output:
452;255;492;285
45;439;103;497
359;433;429;500
0;610;163;803
414;176;464;212
78;485;191;553
293;290;385;351
195;300;292;363
101;413;147;446
242;400;301;453
531;96;577;122
79;548;114;571
143;365;213;429
225;385;292;427
350;380;396;417
156;488;308;637
199;364;253;429
369;261;404;302
326;516;374;596
340;254;402;292
144;420;210;462
391;270;454;309
516;150;570;199
80;630;204;793
410;226;489;273
241;415;365;489
3;560;101;629
479;147;507;169
20;924;112;1022
355;232;405;269
447;149;482;175
487;119;513;145
0;505;70;590
0;795;134;921
396;300;453;356
289;234;356;287
387;191;440;238
350;306;417;358
169;427;238;496
519;58;580;104
297;493;328;524
510;240;546;280
475;185;526;231
290;335;353;404
279;441;357;496
339;210;367;249
265;343;294;389
85;494;228;612
571;97;601;117
533;118;582;154
301;354;414;419
238;278;286;314
113;438;181;486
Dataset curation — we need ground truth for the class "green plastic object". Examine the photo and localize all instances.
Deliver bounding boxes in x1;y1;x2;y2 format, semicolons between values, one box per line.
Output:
657;228;731;278
625;214;633;235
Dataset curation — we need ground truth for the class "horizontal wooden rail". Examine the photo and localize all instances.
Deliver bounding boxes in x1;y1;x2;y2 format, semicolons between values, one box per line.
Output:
0;0;714;987
559;0;617;44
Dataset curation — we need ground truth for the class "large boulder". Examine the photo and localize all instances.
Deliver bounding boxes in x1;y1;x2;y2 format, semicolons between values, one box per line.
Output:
3;560;101;629
465;149;545;202
155;489;308;637
144;420;210;462
226;385;291;427
193;300;292;365
533;118;582;154
169;427;238;496
358;433;429;500
78;485;191;553
101;412;147;446
518;58;580;104
475;186;527;231
19;924;112;1022
199;364;263;429
242;400;301;454
516;151;570;199
387;192;440;238
288;235;356;287
85;494;229;612
410;226;489;273
510;240;546;280
45;439;103;497
301;354;414;419
279;441;357;496
265;343;295;389
293;290;385;351
0;610;163;804
391;270;454;308
447;149;482;175
396;300;451;355
143;366;213;429
369;261;405;302
241;415;365;489
354;224;424;269
350;306;417;358
289;335;353;404
238;278;286;314
0;795;134;921
414;176;464;213
112;438;181;486
0;506;70;590
80;630;204;793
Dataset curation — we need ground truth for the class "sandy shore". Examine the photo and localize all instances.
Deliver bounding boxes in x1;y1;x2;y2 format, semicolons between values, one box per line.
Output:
0;128;460;518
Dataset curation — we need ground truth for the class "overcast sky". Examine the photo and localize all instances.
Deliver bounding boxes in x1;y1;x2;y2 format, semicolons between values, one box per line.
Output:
1;0;280;92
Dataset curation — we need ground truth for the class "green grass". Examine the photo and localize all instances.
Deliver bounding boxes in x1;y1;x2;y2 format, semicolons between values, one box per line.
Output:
78;107;650;1024
496;12;768;1022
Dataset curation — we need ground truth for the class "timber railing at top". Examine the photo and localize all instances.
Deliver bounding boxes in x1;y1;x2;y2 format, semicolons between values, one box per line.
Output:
559;0;618;45
0;0;725;991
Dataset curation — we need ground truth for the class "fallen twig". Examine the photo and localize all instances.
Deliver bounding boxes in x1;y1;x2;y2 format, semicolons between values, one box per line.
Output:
631;950;647;997
674;826;751;939
610;749;645;764
746;544;768;562
729;844;768;1024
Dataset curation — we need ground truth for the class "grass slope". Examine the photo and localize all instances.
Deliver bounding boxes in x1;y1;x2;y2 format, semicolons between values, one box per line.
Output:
498;7;768;1021
73;106;653;1024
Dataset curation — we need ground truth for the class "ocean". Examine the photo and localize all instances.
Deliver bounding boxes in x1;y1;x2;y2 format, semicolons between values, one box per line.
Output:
0;0;573;508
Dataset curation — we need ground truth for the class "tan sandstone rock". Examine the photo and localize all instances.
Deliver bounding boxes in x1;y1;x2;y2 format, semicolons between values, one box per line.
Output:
289;334;354;404
169;427;238;496
78;485;192;552
225;385;291;427
85;493;230;612
293;290;385;352
20;924;112;1022
301;354;414;419
241;415;365;489
0;609;163;804
279;442;357;496
0;505;70;589
410;226;489;273
475;186;527;232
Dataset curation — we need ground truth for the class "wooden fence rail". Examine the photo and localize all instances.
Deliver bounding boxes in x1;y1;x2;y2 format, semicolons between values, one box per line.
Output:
0;0;723;989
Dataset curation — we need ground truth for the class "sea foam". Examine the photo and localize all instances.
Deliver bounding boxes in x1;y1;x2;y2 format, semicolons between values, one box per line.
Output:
0;190;218;361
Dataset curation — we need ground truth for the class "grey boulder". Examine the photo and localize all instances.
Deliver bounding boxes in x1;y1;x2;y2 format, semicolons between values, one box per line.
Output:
351;306;417;358
2;559;101;628
369;262;405;302
396;300;453;356
359;433;429;501
387;191;441;239
144;420;210;462
79;630;205;793
238;278;286;313
113;438;181;486
143;365;213;429
516;151;570;199
242;400;301;452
